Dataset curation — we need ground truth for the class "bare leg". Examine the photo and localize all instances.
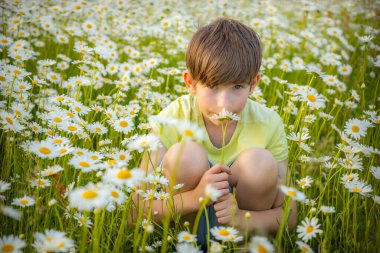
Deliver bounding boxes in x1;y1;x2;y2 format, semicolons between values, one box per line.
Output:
228;148;278;211
161;141;209;225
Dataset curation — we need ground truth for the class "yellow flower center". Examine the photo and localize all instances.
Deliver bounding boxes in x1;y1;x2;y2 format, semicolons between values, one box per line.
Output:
352;187;362;193
117;169;131;179
54;139;63;144
111;191;119;198
95;127;102;132
258;245;268;253
36;179;45;185
0;75;6;81
306;94;316;102
19;199;29;205
119;121;128;127
54;117;62;123
79;161;90;168
68;125;77;131
2;244;15;252
46;170;55;175
107;160;117;165
82;190;97;199
301;246;310;252
351;125;360;133
184;129;195;137
299;181;306;186
287;190;297;197
218;229;230;236
39;147;51;155
60;148;67;154
90;155;98;160
306;225;314;233
183;235;191;241
119;154;126;160
5;117;13;125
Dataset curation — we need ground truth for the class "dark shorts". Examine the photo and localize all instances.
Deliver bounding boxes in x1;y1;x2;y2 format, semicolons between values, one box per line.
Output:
196;160;234;249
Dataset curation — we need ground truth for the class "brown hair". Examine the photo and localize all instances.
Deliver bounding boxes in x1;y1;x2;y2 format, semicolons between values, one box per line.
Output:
186;18;262;88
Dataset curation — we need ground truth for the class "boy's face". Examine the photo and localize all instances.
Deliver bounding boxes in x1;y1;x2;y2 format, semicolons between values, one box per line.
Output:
184;71;260;126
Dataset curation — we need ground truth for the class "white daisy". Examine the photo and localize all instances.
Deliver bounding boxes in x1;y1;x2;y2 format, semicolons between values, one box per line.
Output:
0;205;22;220
344;118;372;140
287;132;310;142
127;134;161;153
248;236;275;253
73;212;93;229
31;178;51;189
177;121;205;141
69;155;103;172
33;229;75;253
0;234;26;253
177;231;197;243
297;176;313;189
205;184;222;202
345;180;372;196
210;108;240;122
12;195;35;207
297;217;323;242
320;205;335;214
370;166;380;179
280;185;307;202
210;226;242;242
102;167;144;188
69;183;110;211
41;165;64;177
175;243;201;253
296;241;314;253
0;180;11;192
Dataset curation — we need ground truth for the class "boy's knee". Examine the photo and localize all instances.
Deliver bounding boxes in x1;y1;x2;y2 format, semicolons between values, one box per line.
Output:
162;141;209;190
236;148;278;190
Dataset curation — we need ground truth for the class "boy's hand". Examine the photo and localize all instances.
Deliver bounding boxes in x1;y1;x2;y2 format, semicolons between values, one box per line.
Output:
192;163;231;205
214;193;242;226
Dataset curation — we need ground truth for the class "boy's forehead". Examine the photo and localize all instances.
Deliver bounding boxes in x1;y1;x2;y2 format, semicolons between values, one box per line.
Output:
201;81;250;87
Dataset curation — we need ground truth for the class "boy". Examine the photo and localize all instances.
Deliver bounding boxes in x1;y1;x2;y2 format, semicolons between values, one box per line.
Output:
139;18;297;246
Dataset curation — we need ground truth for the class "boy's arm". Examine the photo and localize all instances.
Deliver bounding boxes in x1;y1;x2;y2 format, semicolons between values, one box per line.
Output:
235;160;297;233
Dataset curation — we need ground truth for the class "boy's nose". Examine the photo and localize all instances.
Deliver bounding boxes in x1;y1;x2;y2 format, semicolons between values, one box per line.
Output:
216;91;231;110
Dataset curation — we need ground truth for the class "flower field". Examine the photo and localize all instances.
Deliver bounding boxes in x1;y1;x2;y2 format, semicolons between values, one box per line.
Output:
0;0;379;252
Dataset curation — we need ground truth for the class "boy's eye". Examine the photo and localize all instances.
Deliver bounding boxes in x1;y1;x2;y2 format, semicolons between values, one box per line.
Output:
234;84;244;90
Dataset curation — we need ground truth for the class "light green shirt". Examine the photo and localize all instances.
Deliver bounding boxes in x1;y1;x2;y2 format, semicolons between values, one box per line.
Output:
151;94;288;164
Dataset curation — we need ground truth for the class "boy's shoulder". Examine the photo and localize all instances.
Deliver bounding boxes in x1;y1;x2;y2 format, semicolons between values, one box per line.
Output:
243;99;283;124
158;94;195;119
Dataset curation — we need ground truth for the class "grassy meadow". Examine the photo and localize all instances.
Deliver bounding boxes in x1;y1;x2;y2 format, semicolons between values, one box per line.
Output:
0;0;379;252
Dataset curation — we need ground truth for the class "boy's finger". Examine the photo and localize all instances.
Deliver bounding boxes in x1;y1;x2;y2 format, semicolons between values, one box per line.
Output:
211;172;229;182
210;163;231;175
211;181;229;190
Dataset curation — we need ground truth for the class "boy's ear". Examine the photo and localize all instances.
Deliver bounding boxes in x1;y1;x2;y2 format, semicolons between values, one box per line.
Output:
184;70;196;94
249;73;260;94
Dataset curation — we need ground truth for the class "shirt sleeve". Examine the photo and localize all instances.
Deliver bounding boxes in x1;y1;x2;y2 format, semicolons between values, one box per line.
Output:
150;101;181;149
266;115;289;162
